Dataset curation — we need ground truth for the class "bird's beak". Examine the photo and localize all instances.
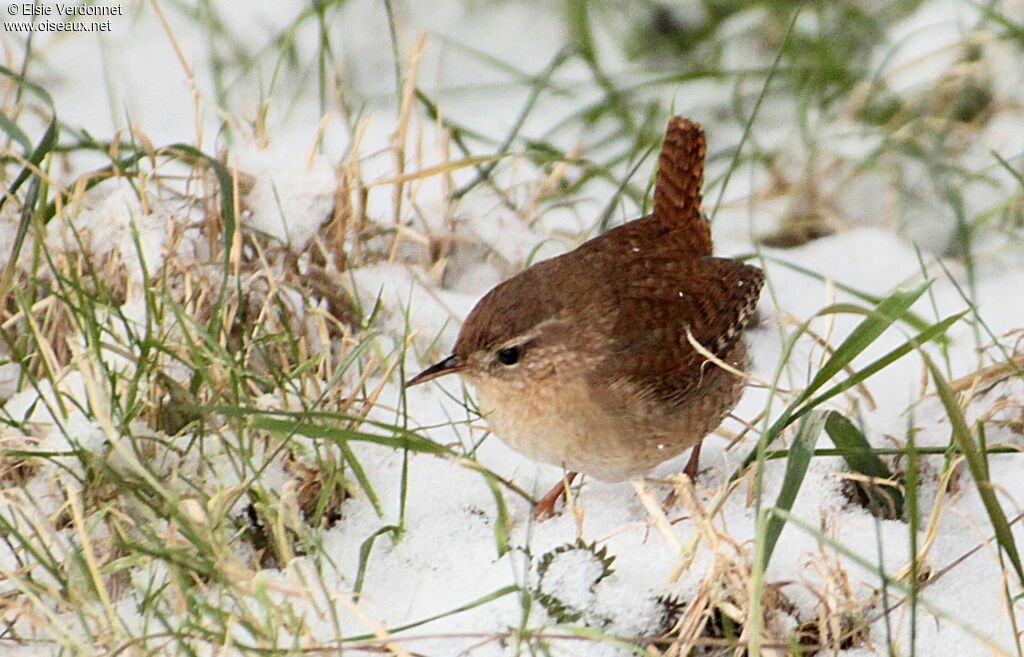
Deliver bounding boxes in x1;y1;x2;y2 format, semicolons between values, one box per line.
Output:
405;355;464;387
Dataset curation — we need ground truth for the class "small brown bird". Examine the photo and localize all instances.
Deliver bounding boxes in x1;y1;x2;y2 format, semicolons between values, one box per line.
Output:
407;117;764;519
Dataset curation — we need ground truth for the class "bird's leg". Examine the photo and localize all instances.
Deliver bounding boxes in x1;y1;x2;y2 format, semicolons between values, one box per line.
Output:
682;442;702;480
664;443;702;511
533;472;578;521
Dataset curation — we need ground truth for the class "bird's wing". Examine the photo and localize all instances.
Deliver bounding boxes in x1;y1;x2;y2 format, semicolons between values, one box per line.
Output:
586;254;764;410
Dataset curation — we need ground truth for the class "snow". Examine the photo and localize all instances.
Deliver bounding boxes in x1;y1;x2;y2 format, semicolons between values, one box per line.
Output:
538;546;606;612
2;0;1024;655
234;140;339;250
535;544;672;638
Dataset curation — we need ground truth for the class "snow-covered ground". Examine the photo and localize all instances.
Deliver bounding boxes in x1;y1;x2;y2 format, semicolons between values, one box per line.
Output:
1;0;1024;655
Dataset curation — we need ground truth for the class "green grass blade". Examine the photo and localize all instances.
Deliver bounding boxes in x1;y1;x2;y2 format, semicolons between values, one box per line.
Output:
0;118;56;215
0;173;43;301
344;584;520;642
926;353;1024;588
804;281;931;395
905;411;920;655
736;283;943;476
353;525;400;599
763;410;827;566
250;415;451;456
797;311;966;417
483;472;513;557
762;255;941;339
0;109;32;152
0;64;56;107
709;2;804;226
825;411;904;519
336;439;384;517
160;143;238;338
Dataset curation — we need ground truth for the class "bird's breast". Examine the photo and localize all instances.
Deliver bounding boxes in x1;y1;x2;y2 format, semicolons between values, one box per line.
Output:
466;340;750;482
470;371;680;482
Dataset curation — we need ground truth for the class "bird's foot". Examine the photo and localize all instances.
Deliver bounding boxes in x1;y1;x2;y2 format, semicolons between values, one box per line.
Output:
532;472;578;521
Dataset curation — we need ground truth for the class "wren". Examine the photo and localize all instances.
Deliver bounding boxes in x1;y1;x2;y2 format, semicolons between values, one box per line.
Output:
407;117;764;520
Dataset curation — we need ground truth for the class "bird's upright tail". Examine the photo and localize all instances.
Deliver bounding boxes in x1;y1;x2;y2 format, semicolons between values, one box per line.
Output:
653;117;713;257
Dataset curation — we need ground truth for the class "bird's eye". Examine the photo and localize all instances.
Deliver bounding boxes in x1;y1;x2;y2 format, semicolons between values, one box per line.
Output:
496;346;521;366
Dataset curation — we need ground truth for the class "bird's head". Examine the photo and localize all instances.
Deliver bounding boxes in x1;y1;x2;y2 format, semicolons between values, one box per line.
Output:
405;265;577;390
